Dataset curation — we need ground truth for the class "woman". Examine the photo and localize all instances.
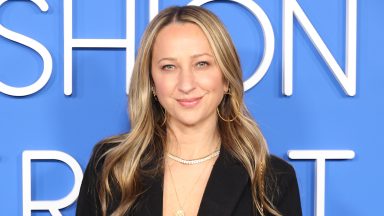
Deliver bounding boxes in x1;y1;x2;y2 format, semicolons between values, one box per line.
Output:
76;5;302;216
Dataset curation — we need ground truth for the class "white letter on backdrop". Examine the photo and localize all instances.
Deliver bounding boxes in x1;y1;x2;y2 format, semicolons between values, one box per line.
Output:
288;150;355;216
63;0;135;95
283;0;357;96
22;150;83;216
188;0;275;91
0;0;52;96
149;0;159;20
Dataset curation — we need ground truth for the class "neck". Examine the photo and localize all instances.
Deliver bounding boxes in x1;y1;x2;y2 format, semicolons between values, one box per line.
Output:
166;120;220;160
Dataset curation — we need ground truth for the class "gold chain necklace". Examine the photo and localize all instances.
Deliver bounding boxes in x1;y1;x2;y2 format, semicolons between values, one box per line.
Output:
167;158;214;216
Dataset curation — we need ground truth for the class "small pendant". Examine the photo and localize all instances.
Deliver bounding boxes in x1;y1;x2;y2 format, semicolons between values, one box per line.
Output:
175;209;185;216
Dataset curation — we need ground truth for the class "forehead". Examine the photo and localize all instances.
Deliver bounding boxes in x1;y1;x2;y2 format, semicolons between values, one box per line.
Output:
152;22;213;57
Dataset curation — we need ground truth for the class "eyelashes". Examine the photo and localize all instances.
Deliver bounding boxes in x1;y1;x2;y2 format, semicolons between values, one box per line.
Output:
160;61;210;71
161;64;176;70
196;61;209;68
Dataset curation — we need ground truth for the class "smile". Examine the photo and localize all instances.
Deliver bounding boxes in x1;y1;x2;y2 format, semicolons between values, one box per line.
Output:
176;96;203;108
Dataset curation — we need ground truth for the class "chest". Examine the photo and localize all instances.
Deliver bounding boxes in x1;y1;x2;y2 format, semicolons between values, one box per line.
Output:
129;154;254;216
162;162;214;216
131;176;254;215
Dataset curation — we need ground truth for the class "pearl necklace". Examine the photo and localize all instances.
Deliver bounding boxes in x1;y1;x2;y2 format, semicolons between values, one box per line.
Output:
166;149;220;165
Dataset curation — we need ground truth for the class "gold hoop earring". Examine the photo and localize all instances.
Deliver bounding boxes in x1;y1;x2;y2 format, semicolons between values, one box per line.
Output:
217;107;237;122
217;87;238;122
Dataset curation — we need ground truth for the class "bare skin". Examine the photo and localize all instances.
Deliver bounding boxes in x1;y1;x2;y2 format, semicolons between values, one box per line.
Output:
151;22;227;215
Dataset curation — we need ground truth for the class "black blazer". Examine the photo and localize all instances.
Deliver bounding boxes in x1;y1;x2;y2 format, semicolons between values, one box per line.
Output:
76;144;302;216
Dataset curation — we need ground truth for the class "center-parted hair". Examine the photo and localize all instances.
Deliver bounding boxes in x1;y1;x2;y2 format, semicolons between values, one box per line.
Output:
95;6;280;216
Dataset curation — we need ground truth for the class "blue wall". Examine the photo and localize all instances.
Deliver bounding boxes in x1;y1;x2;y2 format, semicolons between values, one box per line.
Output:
1;0;383;215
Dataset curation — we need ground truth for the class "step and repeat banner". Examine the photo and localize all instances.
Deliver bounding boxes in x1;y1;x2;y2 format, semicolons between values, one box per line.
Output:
1;0;382;215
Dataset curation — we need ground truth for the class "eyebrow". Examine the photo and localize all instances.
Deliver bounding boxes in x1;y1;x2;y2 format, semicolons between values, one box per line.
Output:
157;57;177;64
157;53;214;64
191;53;214;58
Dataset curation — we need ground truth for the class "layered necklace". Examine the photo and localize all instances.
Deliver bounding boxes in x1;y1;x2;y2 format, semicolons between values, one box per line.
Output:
166;148;220;165
166;146;220;216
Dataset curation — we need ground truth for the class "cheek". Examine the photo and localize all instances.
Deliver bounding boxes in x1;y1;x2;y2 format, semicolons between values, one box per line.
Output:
199;71;226;91
152;70;165;93
153;76;174;99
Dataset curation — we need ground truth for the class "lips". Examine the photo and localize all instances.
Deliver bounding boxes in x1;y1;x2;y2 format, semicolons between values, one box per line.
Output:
176;96;203;107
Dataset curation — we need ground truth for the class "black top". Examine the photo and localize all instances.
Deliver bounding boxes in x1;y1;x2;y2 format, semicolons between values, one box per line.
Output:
76;143;302;216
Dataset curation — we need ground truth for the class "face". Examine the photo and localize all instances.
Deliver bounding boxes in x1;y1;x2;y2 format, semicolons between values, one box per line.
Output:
151;22;228;128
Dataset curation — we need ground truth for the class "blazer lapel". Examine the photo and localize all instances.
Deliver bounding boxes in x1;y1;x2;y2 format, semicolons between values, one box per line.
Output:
197;148;250;216
140;173;164;216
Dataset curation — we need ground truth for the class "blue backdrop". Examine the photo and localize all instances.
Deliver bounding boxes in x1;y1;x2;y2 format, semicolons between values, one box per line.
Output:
1;0;383;215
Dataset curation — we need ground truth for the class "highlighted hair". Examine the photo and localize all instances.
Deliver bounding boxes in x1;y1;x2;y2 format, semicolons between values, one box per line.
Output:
97;6;280;216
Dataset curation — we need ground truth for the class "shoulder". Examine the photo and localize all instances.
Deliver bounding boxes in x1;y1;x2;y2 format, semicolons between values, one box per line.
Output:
83;140;119;180
265;155;303;216
265;155;297;199
90;141;118;169
267;155;296;178
266;154;298;193
76;140;121;216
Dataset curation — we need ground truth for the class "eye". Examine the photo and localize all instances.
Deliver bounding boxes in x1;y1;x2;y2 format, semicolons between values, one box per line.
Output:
161;64;175;71
196;61;209;68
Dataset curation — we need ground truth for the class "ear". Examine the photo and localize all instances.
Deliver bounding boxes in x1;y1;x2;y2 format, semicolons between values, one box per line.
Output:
223;80;229;93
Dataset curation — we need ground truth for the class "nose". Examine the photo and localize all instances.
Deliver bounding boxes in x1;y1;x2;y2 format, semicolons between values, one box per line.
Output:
177;67;196;94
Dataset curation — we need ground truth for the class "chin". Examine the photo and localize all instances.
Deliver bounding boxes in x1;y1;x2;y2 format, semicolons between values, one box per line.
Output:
168;115;202;127
178;119;202;127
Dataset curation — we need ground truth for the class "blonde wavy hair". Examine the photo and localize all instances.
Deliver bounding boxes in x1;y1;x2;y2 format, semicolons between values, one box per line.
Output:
96;5;280;216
